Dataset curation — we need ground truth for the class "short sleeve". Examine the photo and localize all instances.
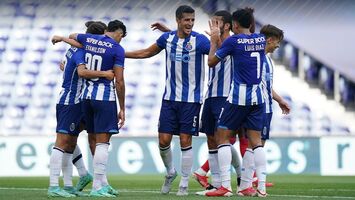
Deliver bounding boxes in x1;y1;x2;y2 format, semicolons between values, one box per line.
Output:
215;36;235;60
197;34;210;55
114;46;125;68
156;32;169;49
76;34;87;45
74;48;86;66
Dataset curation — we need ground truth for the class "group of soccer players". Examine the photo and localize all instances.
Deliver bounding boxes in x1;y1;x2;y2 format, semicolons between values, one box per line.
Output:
48;4;290;198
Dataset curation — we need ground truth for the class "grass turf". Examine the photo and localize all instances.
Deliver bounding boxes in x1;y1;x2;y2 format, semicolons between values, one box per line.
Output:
0;175;355;199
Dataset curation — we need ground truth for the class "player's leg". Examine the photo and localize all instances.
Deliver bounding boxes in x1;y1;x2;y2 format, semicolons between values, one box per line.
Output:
73;144;93;192
48;133;76;197
158;100;178;194
238;128;248;157
48;104;77;197
238;104;267;197
229;133;242;186
177;133;193;196
194;98;215;189
176;102;200;196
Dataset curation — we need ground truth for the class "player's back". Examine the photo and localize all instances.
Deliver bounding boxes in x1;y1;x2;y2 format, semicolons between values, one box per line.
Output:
216;33;266;105
58;47;85;105
77;33;125;101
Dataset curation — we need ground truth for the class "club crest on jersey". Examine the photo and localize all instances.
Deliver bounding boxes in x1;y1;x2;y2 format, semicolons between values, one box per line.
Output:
184;42;193;51
70;123;75;131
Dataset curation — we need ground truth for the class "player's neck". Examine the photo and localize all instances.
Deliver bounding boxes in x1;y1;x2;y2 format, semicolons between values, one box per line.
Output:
237;28;251;35
177;30;189;39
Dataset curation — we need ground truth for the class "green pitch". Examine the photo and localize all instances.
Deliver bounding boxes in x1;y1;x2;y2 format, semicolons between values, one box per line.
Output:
0;175;355;200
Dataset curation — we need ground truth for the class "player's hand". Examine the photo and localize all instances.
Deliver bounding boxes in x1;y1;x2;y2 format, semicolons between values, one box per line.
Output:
104;70;115;81
208;19;221;43
151;22;171;32
118;110;125;129
278;99;291;115
204;30;211;36
59;61;65;71
51;35;63;45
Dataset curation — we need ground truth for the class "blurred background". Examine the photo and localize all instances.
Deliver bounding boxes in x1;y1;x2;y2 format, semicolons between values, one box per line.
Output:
0;0;354;176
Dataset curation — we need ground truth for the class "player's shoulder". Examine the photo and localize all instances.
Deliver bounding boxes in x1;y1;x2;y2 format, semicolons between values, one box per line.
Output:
191;31;208;39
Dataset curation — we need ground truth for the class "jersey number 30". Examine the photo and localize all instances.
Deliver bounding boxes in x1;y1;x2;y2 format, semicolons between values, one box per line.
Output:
85;53;102;81
251;52;261;79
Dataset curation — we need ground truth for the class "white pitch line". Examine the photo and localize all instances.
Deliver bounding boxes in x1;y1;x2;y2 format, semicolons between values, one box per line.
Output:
0;187;354;199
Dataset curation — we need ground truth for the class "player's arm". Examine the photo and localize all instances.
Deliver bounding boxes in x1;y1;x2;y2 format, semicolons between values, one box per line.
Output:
114;66;125;128
125;43;162;59
208;20;222;67
272;89;291;115
51;35;83;48
77;65;114;80
151;22;171;32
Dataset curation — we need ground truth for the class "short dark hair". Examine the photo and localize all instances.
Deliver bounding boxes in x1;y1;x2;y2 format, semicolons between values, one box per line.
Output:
176;5;194;19
107;20;127;37
85;21;107;35
214;10;232;30
260;24;284;41
232;7;255;29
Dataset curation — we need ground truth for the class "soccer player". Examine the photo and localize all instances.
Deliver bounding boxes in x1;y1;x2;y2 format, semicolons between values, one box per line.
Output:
193;10;242;195
48;21;115;197
244;24;290;191
125;5;210;196
205;7;267;197
54;19;127;197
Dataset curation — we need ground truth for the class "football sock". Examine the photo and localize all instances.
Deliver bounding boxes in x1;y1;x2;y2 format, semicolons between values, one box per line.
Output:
231;145;242;178
72;145;88;177
218;144;232;190
159;145;175;175
239;138;248;157
179;146;193;188
93;143;109;190
239;148;255;190
209;149;221;188
195;160;209;176
254;146;267;192
62;151;73;187
49;147;64;187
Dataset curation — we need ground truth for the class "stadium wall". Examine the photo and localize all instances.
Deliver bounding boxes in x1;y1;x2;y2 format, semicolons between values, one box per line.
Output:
0;136;354;176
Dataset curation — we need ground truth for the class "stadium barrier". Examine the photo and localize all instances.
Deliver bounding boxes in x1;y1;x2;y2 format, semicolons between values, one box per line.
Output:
0;136;354;176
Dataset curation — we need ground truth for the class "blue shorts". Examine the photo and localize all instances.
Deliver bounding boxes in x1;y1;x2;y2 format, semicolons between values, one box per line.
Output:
56;103;84;135
82;99;119;134
262;112;273;140
158;100;201;136
218;102;265;131
200;97;227;135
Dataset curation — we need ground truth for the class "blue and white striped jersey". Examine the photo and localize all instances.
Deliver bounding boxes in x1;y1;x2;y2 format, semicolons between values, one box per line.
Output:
57;47;85;105
77;34;125;101
205;56;232;98
216;33;266;106
156;31;210;103
262;55;274;113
